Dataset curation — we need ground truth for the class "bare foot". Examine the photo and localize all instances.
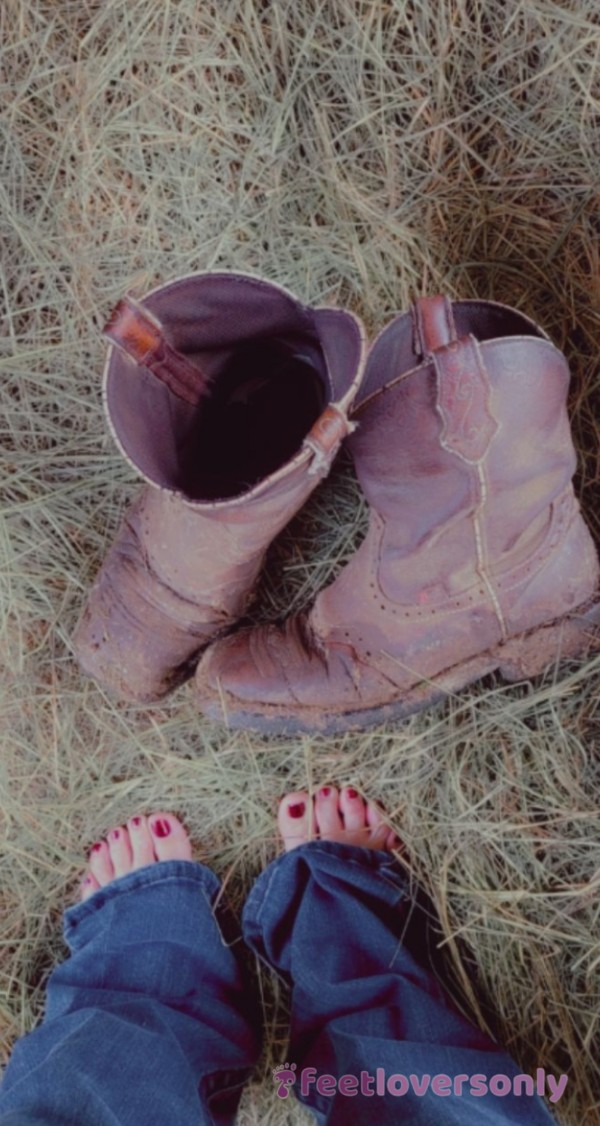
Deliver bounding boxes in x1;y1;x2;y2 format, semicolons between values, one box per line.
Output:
80;813;192;900
278;785;400;853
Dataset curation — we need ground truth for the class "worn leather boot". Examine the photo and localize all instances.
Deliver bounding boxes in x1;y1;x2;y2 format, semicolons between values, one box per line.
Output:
195;295;600;734
73;272;366;701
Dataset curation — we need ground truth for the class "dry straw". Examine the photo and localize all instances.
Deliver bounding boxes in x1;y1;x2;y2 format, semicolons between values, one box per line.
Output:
1;1;600;1122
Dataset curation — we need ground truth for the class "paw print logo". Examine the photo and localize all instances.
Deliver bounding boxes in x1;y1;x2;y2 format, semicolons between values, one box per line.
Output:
273;1061;297;1099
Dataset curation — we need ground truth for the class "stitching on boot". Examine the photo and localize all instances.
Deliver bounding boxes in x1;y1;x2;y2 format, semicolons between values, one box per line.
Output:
496;492;571;592
432;334;506;638
473;462;508;640
434;336;499;465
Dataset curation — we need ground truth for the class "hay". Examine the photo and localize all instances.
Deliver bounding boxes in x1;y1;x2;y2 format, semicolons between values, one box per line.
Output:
1;1;600;1121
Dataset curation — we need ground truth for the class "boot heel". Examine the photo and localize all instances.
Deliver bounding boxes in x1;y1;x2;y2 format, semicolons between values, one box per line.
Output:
496;598;600;682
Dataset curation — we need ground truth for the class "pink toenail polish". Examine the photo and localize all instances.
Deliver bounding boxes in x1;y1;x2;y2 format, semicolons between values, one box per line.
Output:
151;819;171;838
82;875;92;885
347;788;358;799
110;829;120;840
131;817;142;827
288;802;305;818
92;842;102;852
320;787;331;797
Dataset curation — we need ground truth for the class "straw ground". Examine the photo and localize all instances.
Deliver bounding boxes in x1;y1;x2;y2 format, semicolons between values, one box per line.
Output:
1;1;600;1122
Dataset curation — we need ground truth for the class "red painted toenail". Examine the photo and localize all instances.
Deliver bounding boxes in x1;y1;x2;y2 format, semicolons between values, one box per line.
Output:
347;788;358;799
92;842;102;852
151;819;171;838
320;787;331;797
131;817;142;827
110;829;120;840
288;802;305;819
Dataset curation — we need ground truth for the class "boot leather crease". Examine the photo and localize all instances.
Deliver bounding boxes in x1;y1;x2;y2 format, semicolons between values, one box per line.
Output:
73;272;367;702
195;295;600;734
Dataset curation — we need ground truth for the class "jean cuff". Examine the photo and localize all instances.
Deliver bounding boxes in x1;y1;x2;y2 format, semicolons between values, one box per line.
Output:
243;839;408;951
64;859;218;944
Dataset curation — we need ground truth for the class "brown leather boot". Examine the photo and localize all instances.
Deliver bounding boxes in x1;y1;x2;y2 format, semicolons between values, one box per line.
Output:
73;272;366;702
194;295;600;734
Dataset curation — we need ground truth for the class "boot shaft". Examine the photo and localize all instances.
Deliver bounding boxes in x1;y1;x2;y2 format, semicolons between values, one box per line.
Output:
350;297;578;595
103;271;366;509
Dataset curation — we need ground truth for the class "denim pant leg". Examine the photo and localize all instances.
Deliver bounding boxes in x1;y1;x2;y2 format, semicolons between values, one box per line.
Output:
0;860;259;1126
242;841;560;1125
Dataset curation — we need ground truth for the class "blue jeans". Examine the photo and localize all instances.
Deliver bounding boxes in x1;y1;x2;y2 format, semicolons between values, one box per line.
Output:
0;843;557;1124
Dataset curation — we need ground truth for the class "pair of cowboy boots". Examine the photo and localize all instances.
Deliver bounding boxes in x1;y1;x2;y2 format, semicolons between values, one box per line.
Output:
73;273;600;734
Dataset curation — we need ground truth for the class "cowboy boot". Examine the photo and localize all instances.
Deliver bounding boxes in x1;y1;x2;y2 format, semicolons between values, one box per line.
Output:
73;272;366;702
194;295;600;734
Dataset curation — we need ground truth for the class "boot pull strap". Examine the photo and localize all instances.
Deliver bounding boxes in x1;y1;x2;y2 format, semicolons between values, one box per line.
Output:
104;296;212;407
304;405;356;477
412;295;458;357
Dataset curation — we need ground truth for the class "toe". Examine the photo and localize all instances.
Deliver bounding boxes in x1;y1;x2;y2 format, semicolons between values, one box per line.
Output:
366;799;396;851
148;812;192;862
127;815;156;870
370;821;391;849
88;839;114;886
107;826;134;879
386;828;402;851
278;791;311;852
365;798;386;832
80;872;100;901
314;785;343;836
339;787;367;832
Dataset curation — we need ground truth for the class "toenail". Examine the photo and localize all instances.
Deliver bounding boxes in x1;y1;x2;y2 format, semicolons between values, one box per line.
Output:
287;802;305;819
131;816;142;827
82;875;93;886
320;787;331;797
346;788;358;799
151;818;171;838
110;829;120;840
92;842;102;852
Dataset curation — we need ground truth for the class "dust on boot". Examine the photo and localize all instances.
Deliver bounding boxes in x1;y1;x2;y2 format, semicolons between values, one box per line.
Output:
73;273;366;702
195;295;600;734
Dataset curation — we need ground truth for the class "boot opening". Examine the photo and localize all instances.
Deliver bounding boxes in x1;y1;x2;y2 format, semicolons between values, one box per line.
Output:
104;274;364;497
179;335;326;500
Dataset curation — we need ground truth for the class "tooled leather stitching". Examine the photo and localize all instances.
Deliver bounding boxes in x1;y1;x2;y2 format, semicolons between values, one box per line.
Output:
434;336;499;466
365;488;574;621
494;490;576;594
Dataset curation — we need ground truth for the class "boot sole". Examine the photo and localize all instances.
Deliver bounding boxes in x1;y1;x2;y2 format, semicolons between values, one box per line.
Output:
202;596;600;736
